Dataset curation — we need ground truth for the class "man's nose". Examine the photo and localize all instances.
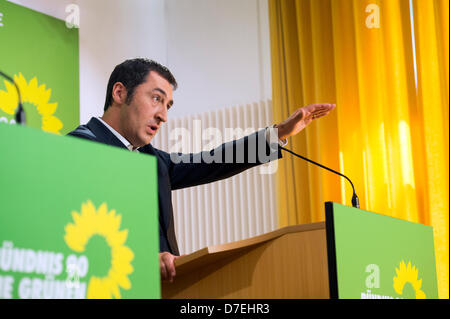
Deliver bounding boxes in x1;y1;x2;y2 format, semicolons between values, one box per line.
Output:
157;105;168;123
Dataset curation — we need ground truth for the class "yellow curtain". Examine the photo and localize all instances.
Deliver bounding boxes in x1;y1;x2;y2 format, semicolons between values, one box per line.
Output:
269;0;448;298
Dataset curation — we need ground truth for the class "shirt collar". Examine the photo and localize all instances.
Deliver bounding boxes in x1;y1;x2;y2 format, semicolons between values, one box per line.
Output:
96;117;138;151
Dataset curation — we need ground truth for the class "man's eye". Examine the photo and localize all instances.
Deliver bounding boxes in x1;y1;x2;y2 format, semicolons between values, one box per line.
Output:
152;95;161;102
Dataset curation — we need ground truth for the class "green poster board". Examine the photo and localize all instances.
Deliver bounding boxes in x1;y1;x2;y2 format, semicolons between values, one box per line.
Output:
0;124;160;299
325;202;438;299
0;0;79;134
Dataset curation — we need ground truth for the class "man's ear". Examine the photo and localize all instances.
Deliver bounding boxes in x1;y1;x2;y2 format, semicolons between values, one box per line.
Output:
111;82;128;105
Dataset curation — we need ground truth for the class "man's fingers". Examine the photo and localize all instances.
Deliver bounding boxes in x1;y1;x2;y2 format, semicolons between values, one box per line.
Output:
276;102;336;139
300;103;335;117
166;262;176;282
311;104;336;119
312;110;331;118
160;252;177;283
160;259;168;281
313;104;335;113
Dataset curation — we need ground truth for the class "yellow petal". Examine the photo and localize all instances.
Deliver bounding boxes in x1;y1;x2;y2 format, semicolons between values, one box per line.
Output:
112;245;134;263
42;115;63;134
0;81;18;114
109;269;131;290
107;229;128;247
38;102;57;116
393;277;403;295
416;290;426;299
111;258;134;275
87;277;112;299
71;211;81;226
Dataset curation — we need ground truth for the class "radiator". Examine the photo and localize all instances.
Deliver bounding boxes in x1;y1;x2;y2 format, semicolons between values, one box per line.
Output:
152;100;277;254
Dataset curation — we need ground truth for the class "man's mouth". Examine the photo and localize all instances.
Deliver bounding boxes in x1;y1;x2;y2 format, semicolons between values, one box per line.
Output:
147;124;159;134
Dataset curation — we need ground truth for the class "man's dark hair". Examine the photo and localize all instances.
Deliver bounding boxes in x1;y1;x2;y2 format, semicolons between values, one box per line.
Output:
104;58;178;111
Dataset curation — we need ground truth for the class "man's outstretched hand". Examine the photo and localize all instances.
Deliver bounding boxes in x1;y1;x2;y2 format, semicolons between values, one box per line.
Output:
275;103;336;141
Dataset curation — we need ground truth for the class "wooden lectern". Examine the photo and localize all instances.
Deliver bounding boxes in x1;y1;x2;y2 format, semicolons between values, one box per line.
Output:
161;202;439;299
162;223;329;299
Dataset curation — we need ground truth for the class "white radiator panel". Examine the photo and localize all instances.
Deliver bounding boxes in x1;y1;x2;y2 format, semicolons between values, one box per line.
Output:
152;100;277;254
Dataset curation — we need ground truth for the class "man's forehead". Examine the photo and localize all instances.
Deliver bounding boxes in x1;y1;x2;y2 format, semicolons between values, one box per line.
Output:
146;71;172;87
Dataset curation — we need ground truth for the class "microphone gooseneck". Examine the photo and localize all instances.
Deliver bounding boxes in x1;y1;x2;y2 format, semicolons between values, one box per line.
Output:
0;70;26;125
278;145;360;208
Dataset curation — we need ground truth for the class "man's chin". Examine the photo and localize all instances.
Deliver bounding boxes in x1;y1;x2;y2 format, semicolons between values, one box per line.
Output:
141;134;154;146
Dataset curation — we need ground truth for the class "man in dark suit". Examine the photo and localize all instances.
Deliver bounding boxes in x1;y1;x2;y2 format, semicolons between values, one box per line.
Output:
68;58;335;282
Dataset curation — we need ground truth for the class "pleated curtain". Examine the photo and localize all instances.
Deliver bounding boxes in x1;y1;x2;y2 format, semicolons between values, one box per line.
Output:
268;0;448;298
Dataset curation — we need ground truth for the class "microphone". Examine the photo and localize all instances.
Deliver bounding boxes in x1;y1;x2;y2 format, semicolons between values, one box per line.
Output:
0;70;26;125
274;143;360;208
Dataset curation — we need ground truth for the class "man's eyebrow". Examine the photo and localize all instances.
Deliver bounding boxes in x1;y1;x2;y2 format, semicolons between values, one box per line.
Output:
152;88;167;96
152;88;173;108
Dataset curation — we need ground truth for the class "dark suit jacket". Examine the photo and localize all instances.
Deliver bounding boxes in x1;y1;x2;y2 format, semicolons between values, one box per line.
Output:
67;117;281;255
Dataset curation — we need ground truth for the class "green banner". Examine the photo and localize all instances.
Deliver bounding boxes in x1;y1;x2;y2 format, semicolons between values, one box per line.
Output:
0;0;79;134
326;202;438;299
0;124;160;299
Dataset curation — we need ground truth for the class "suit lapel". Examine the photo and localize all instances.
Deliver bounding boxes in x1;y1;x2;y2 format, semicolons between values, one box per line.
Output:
86;117;128;150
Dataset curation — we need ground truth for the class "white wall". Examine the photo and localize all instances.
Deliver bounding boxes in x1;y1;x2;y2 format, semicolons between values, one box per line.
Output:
77;0;168;122
165;0;272;118
6;0;272;124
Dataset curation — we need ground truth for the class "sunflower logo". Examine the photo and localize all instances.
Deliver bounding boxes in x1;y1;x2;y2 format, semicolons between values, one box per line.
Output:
393;261;426;299
0;73;63;133
64;200;135;299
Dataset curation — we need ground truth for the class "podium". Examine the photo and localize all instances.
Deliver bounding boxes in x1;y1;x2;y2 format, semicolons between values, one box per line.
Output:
163;202;439;299
0;124;161;299
162;223;329;298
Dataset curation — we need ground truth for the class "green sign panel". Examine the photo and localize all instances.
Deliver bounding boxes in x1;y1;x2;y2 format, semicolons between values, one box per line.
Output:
0;0;79;134
0;124;160;298
326;202;438;299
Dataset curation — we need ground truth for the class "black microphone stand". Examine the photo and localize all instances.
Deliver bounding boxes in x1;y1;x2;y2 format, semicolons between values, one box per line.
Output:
279;145;360;208
0;70;26;125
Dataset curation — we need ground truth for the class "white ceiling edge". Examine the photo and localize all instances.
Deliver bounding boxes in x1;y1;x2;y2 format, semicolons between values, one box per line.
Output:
6;0;78;21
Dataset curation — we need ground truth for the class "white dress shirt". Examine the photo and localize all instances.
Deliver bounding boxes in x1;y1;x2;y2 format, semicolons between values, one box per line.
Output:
97;117;140;152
